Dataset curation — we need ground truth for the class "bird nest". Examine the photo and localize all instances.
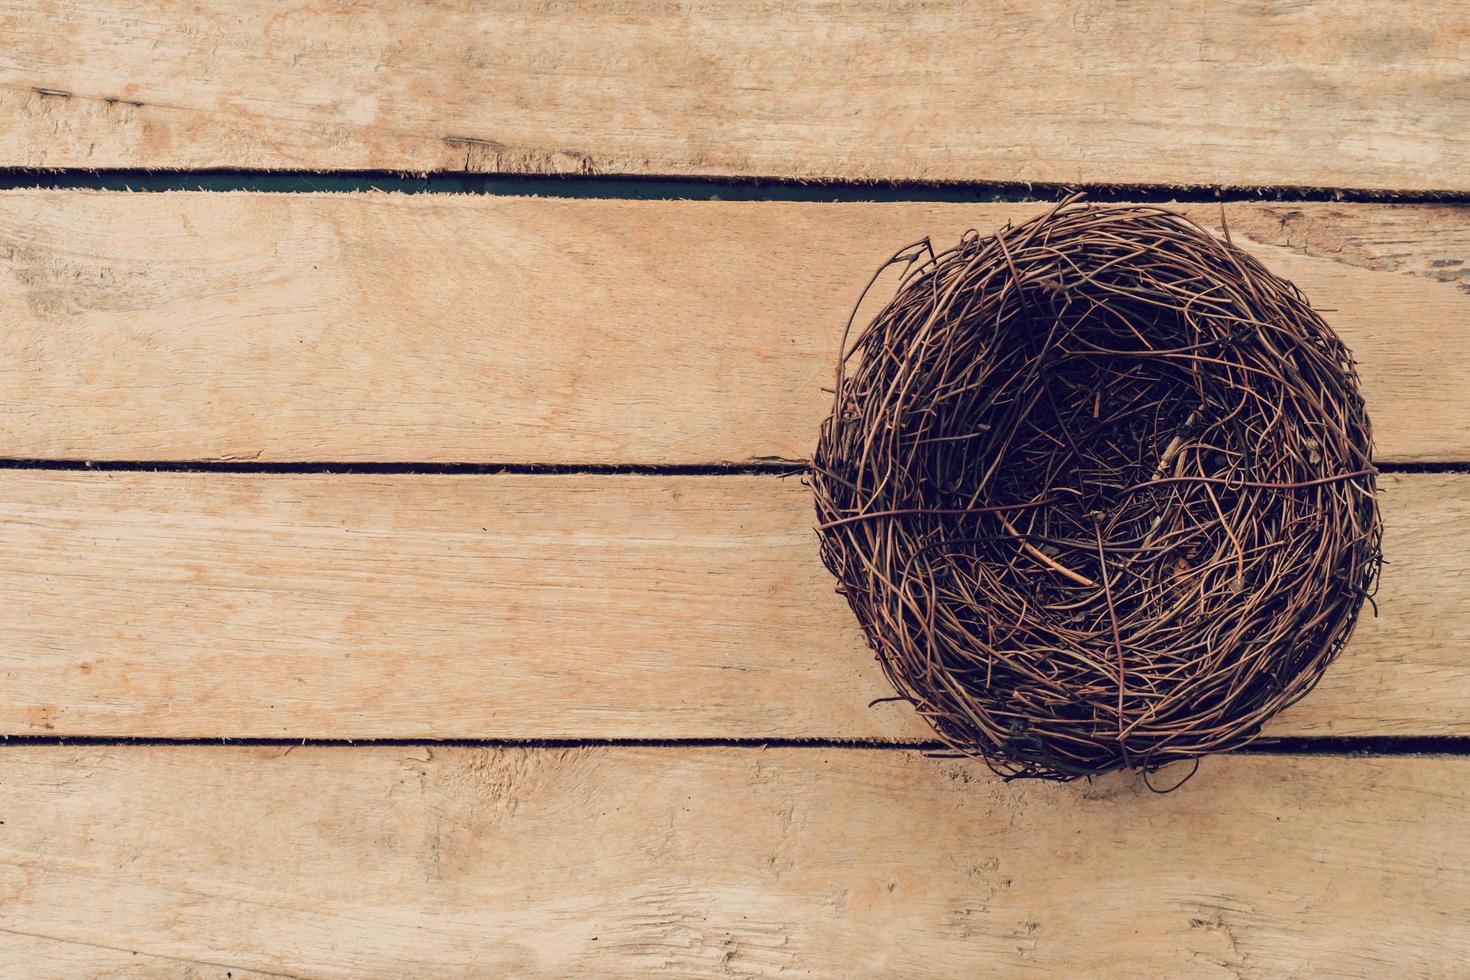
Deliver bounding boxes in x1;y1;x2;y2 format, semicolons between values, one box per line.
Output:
811;200;1381;783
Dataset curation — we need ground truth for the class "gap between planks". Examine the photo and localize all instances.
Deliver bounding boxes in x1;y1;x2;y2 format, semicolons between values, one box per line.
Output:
8;169;1470;203
3;735;1470;759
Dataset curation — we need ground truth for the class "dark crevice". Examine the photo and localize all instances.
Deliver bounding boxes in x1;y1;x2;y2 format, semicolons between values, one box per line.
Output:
1236;736;1470;756
0;735;938;751
3;168;1469;204
0;458;1461;476
1374;461;1470;475
1;734;1467;757
0;458;806;476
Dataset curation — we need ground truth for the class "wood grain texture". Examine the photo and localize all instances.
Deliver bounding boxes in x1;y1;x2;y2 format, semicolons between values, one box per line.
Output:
0;745;1467;977
3;1;1468;187
2;471;1462;739
3;193;1469;463
0;933;281;980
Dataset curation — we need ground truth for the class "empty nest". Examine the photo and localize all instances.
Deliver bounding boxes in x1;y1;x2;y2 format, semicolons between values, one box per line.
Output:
811;199;1381;783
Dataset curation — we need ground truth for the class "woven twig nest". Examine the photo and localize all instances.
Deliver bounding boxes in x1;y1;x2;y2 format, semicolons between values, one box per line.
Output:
811;200;1381;783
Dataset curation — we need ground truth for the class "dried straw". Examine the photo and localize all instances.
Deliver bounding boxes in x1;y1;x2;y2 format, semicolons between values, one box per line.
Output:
811;198;1381;782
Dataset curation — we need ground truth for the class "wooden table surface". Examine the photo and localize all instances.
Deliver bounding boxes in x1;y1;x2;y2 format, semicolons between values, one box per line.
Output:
2;2;1468;976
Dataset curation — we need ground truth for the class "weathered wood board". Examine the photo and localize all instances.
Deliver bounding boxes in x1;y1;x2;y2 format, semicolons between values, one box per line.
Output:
0;746;1467;977
4;4;1468;970
2;471;1461;739
2;193;1468;463
2;1;1468;188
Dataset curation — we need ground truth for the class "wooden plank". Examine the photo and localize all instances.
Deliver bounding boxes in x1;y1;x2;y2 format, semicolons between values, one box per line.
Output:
0;746;1466;976
2;1;1467;188
2;193;1469;463
2;471;1462;739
